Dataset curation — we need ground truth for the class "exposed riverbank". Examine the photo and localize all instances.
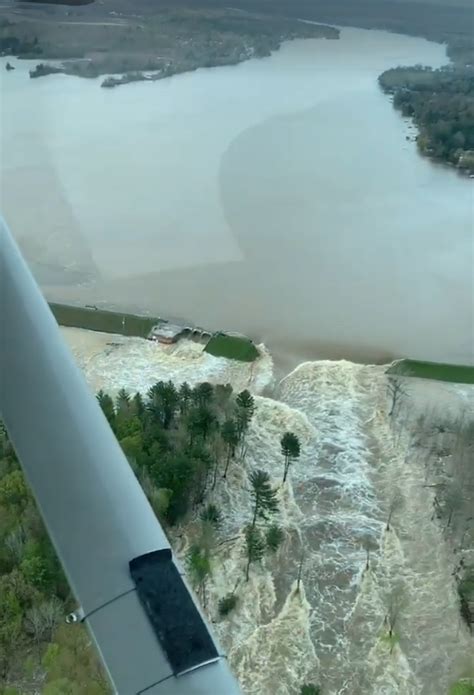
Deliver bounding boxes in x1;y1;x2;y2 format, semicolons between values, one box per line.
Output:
53;303;474;383
51;303;260;361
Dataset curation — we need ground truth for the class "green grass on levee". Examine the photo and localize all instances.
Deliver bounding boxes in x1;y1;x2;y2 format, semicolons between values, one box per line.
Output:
204;333;259;362
49;303;160;338
387;359;474;384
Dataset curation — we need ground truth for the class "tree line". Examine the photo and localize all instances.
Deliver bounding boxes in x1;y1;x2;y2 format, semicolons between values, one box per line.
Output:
97;381;301;600
379;65;474;172
0;422;110;694
0;380;304;693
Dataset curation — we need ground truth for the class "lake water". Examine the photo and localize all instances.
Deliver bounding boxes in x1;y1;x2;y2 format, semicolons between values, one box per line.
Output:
1;27;473;369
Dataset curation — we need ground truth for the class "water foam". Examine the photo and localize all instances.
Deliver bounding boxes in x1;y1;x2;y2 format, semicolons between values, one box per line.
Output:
62;327;274;396
67;329;472;694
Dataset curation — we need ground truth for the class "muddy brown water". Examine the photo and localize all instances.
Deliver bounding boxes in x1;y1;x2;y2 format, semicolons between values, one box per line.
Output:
1;27;473;369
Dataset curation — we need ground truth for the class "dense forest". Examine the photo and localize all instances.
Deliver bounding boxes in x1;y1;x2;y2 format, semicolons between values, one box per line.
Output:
0;422;109;694
379;66;474;172
0;381;312;694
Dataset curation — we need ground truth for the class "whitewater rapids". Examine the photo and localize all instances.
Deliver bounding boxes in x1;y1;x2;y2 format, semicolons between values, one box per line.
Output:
64;328;473;694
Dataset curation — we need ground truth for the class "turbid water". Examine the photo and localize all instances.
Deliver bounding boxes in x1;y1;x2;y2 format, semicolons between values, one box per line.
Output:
1;26;473;368
63;328;473;694
2;23;473;693
204;362;473;695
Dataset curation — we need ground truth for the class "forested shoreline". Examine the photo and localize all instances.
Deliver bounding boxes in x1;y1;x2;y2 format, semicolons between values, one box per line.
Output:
0;422;110;694
379;65;474;173
0;381;312;694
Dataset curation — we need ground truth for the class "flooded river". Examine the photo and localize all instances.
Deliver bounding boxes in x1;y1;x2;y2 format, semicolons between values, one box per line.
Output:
2;27;472;694
60;327;474;695
1;27;473;368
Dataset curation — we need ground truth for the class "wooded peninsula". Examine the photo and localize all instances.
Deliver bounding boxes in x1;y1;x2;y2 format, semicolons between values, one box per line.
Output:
0;7;338;86
379;65;474;173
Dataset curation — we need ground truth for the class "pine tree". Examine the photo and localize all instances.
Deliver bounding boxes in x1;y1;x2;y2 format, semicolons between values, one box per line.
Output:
178;382;192;415
199;503;222;527
249;469;279;528
193;382;214;408
132;392;145;420
281;431;301;483
186;544;211;607
186;406;216;444
115;388;130;411
221;419;239;478
236;390;255;439
244;525;265;581
96;390;115;428
266;525;284;553
300;685;321;695
147;381;179;429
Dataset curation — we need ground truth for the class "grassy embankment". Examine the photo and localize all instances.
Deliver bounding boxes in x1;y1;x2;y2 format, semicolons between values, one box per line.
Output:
204;332;260;362
387;359;474;384
49;302;160;338
49;303;260;362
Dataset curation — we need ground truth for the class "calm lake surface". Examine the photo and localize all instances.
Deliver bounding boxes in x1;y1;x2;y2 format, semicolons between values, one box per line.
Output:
1;27;473;368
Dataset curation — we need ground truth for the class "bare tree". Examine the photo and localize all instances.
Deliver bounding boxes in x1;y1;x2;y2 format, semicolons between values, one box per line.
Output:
362;535;378;571
387;371;410;418
383;591;404;654
40;597;64;639
442;482;464;533
5;524;27;563
407;408;474;632
296;549;305;592
386;493;403;532
459;520;474;552
25;598;63;648
428;419;474;549
24;605;46;646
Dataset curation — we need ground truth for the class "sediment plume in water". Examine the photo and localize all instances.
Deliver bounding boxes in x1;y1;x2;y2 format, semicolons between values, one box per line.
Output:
67;330;473;694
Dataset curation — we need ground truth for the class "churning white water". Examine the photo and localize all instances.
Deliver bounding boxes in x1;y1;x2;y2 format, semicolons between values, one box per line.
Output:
61;327;274;395
201;361;472;694
66;329;473;694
